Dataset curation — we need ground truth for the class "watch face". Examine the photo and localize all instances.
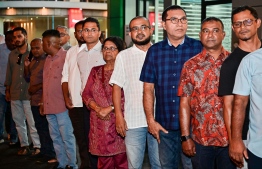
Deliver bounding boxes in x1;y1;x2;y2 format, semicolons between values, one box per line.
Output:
181;135;190;142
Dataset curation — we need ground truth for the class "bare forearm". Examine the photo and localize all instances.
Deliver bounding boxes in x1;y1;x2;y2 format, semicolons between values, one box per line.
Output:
143;82;155;123
179;97;191;136
62;82;70;101
112;85;123;116
231;95;248;140
223;95;234;142
88;100;101;113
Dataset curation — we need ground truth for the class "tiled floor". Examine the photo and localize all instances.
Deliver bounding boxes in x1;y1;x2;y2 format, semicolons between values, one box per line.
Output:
0;139;151;169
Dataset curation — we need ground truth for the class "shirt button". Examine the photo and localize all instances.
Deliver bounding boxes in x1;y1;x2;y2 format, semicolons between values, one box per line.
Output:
173;114;175;117
173;86;175;88
175;49;177;51
173;100;175;102
174;61;177;63
173;73;176;76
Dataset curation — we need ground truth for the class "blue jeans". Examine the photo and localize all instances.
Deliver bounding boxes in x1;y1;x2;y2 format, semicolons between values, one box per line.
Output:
31;106;55;158
159;130;182;169
0;93;7;140
125;127;161;169
191;141;235;169
46;110;78;169
11;100;40;147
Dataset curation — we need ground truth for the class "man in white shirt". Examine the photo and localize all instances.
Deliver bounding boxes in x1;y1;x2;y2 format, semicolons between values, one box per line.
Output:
110;16;161;169
77;18;105;93
76;17;105;168
61;20;89;169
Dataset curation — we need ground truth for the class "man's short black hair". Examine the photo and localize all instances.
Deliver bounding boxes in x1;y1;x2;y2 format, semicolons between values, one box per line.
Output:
5;30;13;37
13;27;27;36
82;17;100;30
201;17;224;30
162;5;187;22
75;20;85;30
42;29;60;38
231;6;258;23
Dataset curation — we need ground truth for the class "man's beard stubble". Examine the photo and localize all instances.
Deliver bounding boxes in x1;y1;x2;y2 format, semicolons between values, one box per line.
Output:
132;35;151;46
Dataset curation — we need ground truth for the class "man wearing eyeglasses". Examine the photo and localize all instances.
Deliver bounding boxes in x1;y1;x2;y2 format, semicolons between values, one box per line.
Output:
56;25;71;51
218;6;262;169
139;5;202;169
61;20;91;169
5;27;41;155
110;16;161;169
77;17;105;168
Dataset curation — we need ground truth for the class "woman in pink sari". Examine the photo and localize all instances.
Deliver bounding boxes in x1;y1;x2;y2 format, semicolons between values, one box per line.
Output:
82;36;127;169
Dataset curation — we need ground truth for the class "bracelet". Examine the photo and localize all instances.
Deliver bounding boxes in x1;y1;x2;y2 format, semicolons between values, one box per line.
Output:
38;102;43;106
111;105;114;110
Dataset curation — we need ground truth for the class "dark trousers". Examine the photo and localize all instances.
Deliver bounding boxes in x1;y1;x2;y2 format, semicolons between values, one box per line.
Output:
248;149;262;169
191;141;236;169
69;106;98;169
31;106;55;158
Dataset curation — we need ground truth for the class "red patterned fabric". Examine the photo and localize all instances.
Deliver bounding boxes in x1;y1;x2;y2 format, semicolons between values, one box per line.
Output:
178;48;230;147
82;65;126;156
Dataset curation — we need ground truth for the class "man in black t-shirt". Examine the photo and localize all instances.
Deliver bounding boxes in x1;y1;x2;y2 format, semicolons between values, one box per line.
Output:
218;6;261;169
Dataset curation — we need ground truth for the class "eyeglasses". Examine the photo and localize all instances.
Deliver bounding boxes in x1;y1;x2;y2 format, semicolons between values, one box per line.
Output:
165;17;188;24
102;47;118;52
82;28;99;34
130;25;150;32
60;33;68;37
17;54;23;65
232;19;257;28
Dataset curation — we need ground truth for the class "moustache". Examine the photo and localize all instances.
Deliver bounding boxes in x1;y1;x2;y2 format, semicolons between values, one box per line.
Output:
136;34;145;38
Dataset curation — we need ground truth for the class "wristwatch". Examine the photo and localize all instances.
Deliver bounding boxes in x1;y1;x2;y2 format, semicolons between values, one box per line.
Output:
180;135;191;142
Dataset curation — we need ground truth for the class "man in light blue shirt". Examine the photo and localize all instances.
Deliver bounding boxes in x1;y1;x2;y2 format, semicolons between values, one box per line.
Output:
0;30;17;144
230;48;262;169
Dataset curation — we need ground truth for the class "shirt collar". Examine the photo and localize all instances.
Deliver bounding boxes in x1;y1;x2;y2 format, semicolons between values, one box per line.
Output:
167;37;185;46
84;41;102;52
47;48;65;59
200;47;229;61
14;44;30;55
132;43;152;53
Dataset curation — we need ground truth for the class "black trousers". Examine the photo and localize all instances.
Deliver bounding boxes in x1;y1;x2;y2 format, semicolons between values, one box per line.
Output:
69;106;98;169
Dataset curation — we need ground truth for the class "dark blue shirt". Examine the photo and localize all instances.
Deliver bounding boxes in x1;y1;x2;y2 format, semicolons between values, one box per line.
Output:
140;36;202;130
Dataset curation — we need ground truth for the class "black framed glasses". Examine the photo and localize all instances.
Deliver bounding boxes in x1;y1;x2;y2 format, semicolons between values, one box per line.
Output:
102;47;118;52
17;54;23;65
232;19;257;28
130;25;150;32
82;28;99;34
165;17;188;24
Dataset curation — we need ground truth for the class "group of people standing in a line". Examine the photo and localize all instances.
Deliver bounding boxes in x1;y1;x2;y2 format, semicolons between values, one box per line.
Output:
0;4;261;169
